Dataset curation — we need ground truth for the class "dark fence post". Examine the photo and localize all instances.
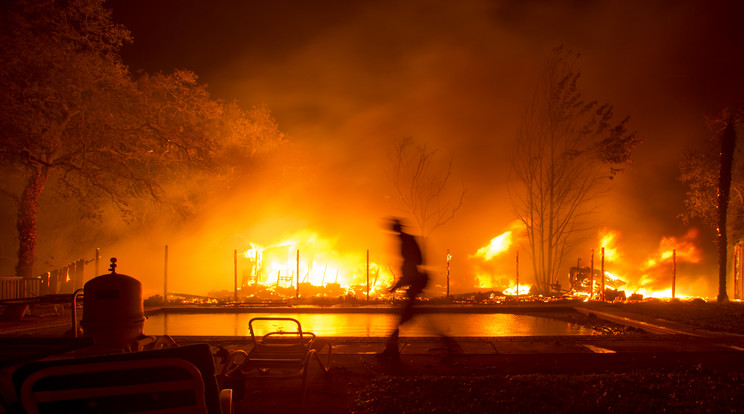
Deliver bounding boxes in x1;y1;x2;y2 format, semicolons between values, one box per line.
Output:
50;269;60;294
40;272;50;295
74;259;85;291
61;265;72;293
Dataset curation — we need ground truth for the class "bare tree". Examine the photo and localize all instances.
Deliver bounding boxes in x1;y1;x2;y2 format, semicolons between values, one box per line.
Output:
510;47;641;295
390;137;466;255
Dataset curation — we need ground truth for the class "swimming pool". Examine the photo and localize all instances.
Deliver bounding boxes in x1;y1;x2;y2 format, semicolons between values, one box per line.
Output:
143;310;596;337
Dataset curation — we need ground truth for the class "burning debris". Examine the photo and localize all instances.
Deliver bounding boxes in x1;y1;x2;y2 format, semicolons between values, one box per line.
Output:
468;223;711;303
233;230;394;300
154;220;712;305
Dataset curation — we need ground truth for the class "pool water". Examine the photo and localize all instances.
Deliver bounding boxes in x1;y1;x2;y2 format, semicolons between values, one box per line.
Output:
144;312;596;337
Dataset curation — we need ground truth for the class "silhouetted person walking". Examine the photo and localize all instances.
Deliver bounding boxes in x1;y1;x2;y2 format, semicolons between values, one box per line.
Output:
377;218;429;360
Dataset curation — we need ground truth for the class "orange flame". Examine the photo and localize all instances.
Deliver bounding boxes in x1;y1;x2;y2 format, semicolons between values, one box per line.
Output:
472;231;512;261
239;230;394;297
470;220;525;291
598;228;621;262
590;228;703;300
641;229;701;270
503;283;531;295
471;220;523;261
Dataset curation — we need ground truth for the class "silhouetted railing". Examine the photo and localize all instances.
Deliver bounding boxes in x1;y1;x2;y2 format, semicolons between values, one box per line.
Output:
0;255;97;301
0;277;42;300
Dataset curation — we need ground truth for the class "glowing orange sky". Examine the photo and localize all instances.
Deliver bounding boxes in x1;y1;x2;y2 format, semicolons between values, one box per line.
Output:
87;0;744;297
2;0;742;298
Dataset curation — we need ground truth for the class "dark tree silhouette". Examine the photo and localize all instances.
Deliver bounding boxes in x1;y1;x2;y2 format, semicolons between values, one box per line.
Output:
680;104;744;303
0;0;286;277
717;112;738;303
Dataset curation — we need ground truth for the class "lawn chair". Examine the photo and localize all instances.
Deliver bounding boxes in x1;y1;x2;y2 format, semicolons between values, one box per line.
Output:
230;317;330;413
13;343;232;414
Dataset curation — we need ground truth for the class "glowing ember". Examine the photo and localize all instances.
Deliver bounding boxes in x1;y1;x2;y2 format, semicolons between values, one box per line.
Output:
603;271;627;291
503;284;531;295
474;273;491;289
631;287;689;300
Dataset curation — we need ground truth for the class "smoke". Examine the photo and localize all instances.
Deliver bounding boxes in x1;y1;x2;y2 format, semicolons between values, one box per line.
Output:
2;0;741;298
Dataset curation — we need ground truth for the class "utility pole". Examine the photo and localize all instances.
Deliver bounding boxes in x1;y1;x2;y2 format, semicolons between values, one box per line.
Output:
601;247;605;302
590;249;594;299
296;250;300;299
515;251;519;297
233;249;238;303
164;245;168;304
95;248;101;276
366;249;370;301
672;249;677;299
446;249;452;298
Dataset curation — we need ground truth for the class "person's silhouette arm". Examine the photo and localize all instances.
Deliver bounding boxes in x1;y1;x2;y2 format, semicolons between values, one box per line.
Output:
389;278;403;292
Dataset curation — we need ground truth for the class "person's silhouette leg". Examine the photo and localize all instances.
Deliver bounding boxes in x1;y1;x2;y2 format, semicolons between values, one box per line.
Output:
377;328;400;360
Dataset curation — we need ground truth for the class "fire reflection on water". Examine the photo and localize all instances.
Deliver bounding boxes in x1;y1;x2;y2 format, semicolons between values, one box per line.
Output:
144;313;597;337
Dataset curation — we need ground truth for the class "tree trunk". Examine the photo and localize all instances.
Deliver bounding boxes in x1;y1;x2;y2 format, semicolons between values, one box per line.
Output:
717;119;736;303
16;168;47;278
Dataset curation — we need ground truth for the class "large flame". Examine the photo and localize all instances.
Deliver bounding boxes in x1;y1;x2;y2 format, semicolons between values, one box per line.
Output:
469;220;530;292
473;231;512;261
470;225;705;300
471;220;524;261
238;229;394;298
590;228;703;300
598;228;621;262
641;229;701;270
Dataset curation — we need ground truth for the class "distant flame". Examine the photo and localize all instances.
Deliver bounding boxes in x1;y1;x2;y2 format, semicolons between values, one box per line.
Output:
598;228;621;261
471;220;523;261
603;271;627;291
238;230;394;298
641;229;701;270
475;273;492;289
470;220;525;292
589;228;703;300
473;231;512;261
503;284;531;295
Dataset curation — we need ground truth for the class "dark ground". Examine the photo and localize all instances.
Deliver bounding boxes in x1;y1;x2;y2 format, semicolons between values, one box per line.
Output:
351;368;744;414
209;301;744;414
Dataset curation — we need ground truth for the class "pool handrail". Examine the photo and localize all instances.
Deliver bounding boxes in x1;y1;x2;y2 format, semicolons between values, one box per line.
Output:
248;317;315;346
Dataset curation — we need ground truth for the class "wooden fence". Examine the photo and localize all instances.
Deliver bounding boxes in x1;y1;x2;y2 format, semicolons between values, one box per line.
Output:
38;259;86;296
0;259;89;301
0;277;42;300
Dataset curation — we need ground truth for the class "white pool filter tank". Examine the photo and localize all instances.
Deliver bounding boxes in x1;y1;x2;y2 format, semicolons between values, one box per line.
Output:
80;258;145;349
